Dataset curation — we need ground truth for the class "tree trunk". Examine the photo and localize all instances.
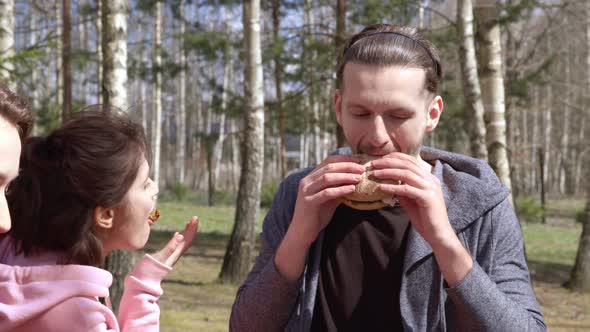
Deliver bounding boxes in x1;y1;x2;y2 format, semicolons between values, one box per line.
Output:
84;14;92;105
101;0;127;110
542;34;552;195
176;0;186;185
213;22;232;191
272;0;287;178
101;0;131;312
62;0;72;121
560;56;574;195
104;250;134;314
29;6;39;134
574;118;586;195
457;0;487;161
335;0;346;147
0;0;15;89
220;0;265;284
204;99;213;205
474;0;512;204
230;118;240;192
568;0;590;292
55;2;63;109
96;0;103;104
152;1;162;186
303;0;320;165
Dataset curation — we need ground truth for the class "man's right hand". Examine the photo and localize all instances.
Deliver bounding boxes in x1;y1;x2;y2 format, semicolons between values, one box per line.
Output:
274;155;365;282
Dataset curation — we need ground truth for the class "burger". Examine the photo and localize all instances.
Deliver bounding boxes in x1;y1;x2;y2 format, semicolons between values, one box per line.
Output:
341;154;401;210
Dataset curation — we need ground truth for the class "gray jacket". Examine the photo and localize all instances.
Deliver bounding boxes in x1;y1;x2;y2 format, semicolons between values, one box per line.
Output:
230;147;546;331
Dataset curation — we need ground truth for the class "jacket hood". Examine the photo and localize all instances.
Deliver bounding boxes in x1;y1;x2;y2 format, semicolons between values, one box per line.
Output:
0;235;111;332
421;146;510;231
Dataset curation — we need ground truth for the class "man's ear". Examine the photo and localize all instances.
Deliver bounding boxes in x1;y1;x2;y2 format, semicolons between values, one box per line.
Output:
426;95;443;132
334;89;343;126
93;206;115;230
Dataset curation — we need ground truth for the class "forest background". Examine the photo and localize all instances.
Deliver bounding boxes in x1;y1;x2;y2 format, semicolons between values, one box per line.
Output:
1;0;589;330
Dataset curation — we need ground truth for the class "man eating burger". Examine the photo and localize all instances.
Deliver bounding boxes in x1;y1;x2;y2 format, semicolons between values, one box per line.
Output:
230;24;545;332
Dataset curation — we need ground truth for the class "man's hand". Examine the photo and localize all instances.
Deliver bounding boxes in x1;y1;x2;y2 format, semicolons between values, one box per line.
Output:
371;153;452;244
371;153;472;286
290;155;365;245
274;155;364;282
152;216;199;267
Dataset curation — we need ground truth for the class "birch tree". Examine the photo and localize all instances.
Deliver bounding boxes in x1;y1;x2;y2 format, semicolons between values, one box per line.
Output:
220;0;265;283
213;33;232;190
304;0;321;165
271;0;287;178
474;0;513;201
568;0;590;293
96;0;103;104
176;0;186;184
152;1;162;186
101;0;131;314
335;0;346;148
62;0;72;121
457;0;487;160
0;0;15;90
101;0;127;110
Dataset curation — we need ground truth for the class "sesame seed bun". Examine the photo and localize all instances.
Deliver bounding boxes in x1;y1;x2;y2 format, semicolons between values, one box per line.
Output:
341;154;400;210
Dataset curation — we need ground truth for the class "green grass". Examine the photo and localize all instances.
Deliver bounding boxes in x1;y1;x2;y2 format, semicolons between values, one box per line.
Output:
522;223;581;266
153;200;267;235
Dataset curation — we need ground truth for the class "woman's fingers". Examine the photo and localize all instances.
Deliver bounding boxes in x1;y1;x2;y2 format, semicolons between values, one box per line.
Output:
163;233;186;266
153;216;199;267
181;216;199;253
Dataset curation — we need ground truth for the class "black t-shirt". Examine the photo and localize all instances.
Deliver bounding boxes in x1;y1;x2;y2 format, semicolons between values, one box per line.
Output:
310;204;410;332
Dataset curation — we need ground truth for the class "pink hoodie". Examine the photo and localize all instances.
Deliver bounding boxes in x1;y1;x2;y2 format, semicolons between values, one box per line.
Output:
0;235;172;331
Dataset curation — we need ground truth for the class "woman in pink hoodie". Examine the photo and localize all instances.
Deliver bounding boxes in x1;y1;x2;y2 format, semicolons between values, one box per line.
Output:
0;107;198;332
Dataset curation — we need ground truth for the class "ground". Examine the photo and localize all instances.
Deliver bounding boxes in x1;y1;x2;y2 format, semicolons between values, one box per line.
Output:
137;197;590;331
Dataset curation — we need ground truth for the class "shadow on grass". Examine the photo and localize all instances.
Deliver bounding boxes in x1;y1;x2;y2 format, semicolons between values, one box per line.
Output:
146;230;230;250
528;260;573;285
145;229;262;261
162;279;206;287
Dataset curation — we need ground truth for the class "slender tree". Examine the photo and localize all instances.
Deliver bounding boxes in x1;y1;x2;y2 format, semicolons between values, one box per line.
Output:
96;0;103;104
62;0;72;121
474;0;513;203
176;0;186;185
220;0;265;283
271;0;287;178
101;0;128;110
335;0;346;147
457;0;487;160
152;1;162;186
102;0;131;314
0;0;15;90
568;0;590;292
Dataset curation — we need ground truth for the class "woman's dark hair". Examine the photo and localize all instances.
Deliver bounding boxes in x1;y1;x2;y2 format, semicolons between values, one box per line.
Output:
7;106;151;267
336;24;442;94
0;86;33;141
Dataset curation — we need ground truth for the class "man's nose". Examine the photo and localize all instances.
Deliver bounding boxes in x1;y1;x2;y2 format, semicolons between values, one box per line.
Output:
368;116;389;148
